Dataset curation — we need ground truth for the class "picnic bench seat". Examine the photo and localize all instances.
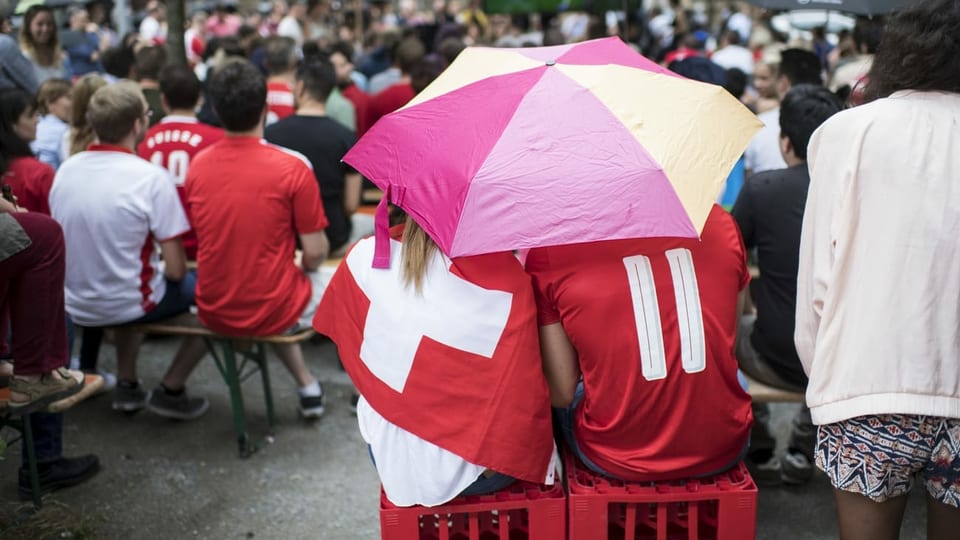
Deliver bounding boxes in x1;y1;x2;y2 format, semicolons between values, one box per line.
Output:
124;311;315;458
1;374;104;508
743;374;805;403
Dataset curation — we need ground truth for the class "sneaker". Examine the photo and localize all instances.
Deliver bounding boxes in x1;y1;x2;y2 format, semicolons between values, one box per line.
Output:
349;393;359;415
781;449;814;485
112;380;149;412
746;450;783;487
83;369;117;395
299;392;325;419
0;360;11;388
18;454;100;500
9;368;85;416
147;386;209;420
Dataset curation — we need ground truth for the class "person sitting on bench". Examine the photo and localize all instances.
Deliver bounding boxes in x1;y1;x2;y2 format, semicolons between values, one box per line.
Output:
731;85;842;486
49;82;209;420
185;60;329;419
1;197;100;498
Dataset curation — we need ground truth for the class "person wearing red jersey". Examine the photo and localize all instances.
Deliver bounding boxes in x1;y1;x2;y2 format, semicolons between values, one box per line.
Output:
137;65;223;260
264;36;297;126
367;37;424;127
0;88;55;215
526;205;753;481
186;60;331;419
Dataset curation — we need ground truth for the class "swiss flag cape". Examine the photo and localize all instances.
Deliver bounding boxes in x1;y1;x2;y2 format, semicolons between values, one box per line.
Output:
314;229;554;483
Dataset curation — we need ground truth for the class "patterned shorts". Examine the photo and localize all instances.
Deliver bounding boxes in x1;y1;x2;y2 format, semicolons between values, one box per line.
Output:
815;414;960;507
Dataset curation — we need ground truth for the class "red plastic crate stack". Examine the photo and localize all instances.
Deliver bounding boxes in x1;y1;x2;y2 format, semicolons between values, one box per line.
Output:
564;449;757;540
380;480;566;540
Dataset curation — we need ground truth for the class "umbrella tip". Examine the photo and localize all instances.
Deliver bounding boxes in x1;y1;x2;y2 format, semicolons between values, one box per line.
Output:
546;60;556;66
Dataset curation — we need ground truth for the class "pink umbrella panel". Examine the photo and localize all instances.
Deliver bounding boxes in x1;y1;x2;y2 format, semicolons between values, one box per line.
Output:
344;38;761;266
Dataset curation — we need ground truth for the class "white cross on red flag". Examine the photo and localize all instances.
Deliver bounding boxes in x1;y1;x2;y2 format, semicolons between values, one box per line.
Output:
313;231;554;484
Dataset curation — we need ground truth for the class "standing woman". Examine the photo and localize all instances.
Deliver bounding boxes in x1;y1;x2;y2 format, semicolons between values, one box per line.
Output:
63;73;106;158
18;6;68;83
796;0;960;538
0;88;56;215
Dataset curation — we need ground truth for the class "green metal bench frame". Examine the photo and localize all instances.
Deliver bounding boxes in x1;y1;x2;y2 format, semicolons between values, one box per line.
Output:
202;338;276;458
123;313;314;458
0;412;42;508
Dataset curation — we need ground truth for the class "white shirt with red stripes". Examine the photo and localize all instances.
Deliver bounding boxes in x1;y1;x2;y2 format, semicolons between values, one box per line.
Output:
50;144;189;326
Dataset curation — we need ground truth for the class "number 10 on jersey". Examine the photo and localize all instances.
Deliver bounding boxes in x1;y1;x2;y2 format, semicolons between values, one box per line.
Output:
623;248;706;381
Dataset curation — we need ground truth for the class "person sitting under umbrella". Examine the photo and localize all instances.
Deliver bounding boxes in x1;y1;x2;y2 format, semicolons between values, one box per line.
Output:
314;213;555;507
528;203;753;482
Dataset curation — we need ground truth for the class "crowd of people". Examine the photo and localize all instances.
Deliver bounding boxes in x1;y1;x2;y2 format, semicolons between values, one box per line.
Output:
1;0;958;537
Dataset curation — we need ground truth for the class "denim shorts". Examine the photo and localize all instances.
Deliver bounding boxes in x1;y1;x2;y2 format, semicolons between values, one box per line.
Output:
816;414;960;507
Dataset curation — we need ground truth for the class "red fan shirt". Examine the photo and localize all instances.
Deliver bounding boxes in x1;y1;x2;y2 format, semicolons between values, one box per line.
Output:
137;116;224;260
314;226;554;483
342;84;372;136
368;83;414;128
266;80;296;125
526;205;753;481
3;157;54;215
185;136;328;336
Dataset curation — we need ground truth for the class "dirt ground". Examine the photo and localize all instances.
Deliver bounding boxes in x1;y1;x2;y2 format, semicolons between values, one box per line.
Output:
0;336;929;539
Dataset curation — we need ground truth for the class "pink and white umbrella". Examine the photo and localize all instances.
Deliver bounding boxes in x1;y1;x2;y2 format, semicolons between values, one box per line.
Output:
344;37;762;267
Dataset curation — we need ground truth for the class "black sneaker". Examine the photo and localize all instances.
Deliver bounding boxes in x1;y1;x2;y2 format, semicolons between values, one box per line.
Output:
299;391;325;419
781;448;814;485
147;386;210;420
18;454;100;500
112;380;148;412
745;449;783;487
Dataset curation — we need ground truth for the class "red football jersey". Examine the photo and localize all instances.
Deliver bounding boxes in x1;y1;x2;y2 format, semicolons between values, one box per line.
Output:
137;116;223;259
185;137;328;337
526;205;753;481
266;80;295;125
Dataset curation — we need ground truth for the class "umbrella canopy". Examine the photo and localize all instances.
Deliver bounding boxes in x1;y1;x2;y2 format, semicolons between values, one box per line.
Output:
745;0;907;16
772;10;857;32
345;37;761;267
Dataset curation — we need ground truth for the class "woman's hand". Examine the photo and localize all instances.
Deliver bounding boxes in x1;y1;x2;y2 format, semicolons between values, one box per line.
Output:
0;196;25;214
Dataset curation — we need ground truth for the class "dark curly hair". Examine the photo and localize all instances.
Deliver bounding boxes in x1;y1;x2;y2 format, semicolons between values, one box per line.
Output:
863;0;960;101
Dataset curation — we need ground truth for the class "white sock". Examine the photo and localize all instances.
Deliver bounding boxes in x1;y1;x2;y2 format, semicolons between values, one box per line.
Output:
298;381;322;398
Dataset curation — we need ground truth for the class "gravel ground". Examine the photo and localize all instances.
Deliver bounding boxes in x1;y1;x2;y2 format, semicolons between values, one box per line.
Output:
0;336;928;539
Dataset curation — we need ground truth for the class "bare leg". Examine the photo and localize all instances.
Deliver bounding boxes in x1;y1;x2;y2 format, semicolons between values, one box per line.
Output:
113;328;143;382
834;489;909;540
160;336;207;390
269;343;316;388
927;493;960;540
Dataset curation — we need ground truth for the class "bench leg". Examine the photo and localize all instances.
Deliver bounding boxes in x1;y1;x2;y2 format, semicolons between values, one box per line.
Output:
253;343;276;431
22;414;42;509
219;340;252;458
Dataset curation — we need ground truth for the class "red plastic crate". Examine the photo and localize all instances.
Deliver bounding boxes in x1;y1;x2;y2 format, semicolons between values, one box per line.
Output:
380;480;566;540
564;449;757;540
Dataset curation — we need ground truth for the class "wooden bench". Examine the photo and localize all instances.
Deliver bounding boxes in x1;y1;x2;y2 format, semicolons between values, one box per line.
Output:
124;312;314;458
1;374;104;508
743;374;805;403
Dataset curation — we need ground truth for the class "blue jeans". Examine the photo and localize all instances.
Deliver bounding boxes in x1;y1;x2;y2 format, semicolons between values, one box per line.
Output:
554;379;751;481
552;382;613;477
128;272;196;324
368;445;516;497
24;413;63;466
